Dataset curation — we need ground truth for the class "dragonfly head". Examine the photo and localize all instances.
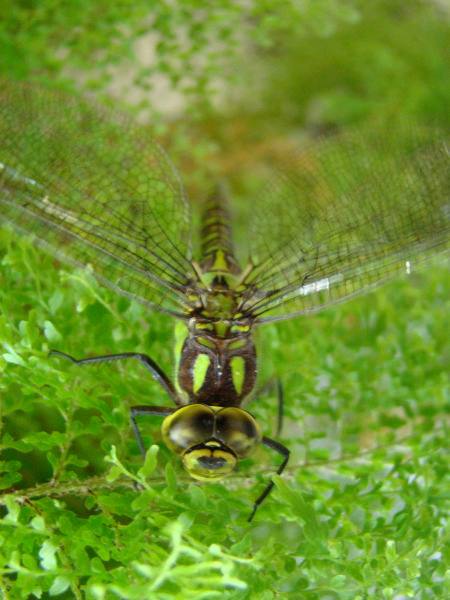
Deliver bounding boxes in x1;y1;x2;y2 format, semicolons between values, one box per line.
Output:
181;440;237;480
161;404;263;481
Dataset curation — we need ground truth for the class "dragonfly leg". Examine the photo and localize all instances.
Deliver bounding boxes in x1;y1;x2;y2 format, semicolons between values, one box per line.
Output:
248;436;290;522
130;405;175;459
49;349;179;404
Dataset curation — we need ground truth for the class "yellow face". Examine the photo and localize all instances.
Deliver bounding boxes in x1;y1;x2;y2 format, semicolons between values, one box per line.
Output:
182;440;237;481
161;405;263;481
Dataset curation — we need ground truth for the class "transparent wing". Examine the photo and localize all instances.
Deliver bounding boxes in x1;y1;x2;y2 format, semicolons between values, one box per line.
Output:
240;124;450;322
0;80;196;317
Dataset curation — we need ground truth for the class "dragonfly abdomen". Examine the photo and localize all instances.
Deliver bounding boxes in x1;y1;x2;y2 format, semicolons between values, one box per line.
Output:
199;187;241;278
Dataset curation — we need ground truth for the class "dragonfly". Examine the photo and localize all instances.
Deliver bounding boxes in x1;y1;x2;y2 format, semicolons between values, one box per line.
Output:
0;80;449;520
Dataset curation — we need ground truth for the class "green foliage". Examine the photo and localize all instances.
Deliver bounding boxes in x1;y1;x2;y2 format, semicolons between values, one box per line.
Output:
1;223;449;598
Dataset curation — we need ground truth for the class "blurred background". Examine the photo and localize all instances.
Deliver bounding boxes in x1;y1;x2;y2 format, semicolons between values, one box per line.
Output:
2;0;450;195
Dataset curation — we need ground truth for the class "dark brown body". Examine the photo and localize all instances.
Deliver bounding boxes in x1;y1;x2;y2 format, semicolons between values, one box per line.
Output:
177;327;258;407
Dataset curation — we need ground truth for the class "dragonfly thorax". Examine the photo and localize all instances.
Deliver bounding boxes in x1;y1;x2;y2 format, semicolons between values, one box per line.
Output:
175;318;258;408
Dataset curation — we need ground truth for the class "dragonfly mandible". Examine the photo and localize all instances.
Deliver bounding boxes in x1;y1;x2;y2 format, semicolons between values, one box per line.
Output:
0;80;449;520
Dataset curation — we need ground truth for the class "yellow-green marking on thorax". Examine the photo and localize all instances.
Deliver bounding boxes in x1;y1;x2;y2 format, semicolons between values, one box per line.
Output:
230;355;246;396
192;353;211;394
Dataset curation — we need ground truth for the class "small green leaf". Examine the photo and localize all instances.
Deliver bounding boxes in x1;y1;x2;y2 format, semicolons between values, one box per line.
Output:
138;445;159;479
39;540;58;571
4;496;20;523
49;576;71;595
330;574;347;588
385;540;397;561
30;516;46;532
43;320;62;343
2;344;26;366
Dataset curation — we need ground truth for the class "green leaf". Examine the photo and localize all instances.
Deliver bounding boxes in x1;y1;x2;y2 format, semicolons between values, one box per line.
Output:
137;445;159;479
43;320;62;343
39;540;58;571
49;576;71;595
2;344;26;366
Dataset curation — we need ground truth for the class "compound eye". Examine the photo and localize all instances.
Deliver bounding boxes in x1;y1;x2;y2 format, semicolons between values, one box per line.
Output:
161;405;215;455
182;442;237;481
216;407;263;458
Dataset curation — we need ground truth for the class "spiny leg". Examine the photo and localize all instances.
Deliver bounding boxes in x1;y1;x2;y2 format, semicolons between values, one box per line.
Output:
50;350;179;402
248;436;290;522
50;349;180;460
130;405;174;459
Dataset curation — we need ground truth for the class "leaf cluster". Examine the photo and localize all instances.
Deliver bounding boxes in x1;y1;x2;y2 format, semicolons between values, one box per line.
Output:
0;225;448;599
